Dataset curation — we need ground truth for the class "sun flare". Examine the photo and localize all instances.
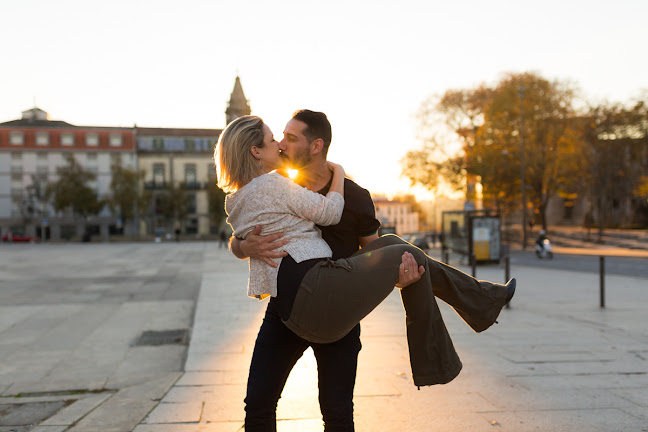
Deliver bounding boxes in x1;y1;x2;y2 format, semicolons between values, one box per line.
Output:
288;169;298;179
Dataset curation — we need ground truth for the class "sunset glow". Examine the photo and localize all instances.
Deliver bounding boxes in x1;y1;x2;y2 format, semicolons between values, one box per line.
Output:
2;0;646;202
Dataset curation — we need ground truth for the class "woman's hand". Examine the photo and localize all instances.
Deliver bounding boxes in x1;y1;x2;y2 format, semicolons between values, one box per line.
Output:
327;161;344;176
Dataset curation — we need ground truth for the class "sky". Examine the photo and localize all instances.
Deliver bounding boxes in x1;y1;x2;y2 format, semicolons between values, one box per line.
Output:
2;0;647;201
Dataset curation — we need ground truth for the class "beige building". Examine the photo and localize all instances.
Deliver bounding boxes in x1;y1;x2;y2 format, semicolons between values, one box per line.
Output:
136;76;251;237
373;197;419;235
137;128;221;236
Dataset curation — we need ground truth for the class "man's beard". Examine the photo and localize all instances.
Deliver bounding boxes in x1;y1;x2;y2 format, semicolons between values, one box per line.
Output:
281;148;311;169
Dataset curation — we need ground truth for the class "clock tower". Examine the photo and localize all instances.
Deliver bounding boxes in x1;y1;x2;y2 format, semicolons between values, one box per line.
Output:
225;76;251;124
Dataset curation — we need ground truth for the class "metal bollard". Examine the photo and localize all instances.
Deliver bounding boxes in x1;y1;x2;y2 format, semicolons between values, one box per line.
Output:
444;250;449;265
505;255;511;309
471;254;476;277
600;256;605;308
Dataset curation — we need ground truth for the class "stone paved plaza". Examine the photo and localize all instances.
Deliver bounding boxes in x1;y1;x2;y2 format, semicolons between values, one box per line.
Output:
1;242;647;431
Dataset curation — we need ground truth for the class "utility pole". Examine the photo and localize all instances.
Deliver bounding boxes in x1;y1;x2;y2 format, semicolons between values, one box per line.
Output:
519;85;528;249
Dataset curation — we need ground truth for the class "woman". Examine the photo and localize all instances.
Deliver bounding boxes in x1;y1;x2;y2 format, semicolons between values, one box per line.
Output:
216;115;515;387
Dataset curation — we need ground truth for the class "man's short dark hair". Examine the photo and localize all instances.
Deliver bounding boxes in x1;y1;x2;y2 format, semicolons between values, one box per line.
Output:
292;109;332;156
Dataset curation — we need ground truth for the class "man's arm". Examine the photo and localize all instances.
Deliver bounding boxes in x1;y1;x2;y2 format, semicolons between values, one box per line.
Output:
395;250;425;288
358;233;378;248
229;225;289;268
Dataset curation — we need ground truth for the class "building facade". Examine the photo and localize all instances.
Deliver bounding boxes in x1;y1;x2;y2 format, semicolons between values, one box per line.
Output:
0;76;251;241
0;107;136;240
373;197;419;235
137;127;221;236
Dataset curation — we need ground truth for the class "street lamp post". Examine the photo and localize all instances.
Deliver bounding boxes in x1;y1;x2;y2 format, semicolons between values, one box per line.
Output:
519;85;528;249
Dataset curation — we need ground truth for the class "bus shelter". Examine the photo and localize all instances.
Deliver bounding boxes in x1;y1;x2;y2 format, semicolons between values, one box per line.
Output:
441;210;501;263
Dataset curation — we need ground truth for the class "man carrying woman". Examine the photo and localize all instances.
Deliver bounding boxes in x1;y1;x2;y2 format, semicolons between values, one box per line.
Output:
222;110;514;432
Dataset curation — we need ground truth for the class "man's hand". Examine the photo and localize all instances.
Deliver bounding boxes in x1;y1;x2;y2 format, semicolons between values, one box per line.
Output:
395;251;425;288
233;225;289;268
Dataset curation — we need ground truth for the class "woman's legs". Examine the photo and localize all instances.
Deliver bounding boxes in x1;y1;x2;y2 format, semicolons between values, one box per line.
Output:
358;234;510;332
286;242;462;386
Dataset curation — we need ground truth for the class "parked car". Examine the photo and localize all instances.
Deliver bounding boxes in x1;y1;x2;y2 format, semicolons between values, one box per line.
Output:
2;232;40;243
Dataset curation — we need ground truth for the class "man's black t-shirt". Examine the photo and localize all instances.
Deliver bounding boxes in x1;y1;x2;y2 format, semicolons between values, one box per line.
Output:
275;177;380;320
317;177;381;260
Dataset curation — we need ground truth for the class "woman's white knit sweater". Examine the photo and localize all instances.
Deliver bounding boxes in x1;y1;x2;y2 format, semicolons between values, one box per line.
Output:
225;172;344;299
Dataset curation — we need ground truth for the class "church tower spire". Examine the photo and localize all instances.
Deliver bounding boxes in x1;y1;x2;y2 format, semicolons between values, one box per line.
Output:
225;76;251;124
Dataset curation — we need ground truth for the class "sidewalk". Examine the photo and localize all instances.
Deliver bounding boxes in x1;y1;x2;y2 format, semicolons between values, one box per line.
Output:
135;246;648;432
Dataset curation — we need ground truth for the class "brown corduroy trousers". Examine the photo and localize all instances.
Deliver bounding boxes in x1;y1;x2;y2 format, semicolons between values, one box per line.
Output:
282;234;509;387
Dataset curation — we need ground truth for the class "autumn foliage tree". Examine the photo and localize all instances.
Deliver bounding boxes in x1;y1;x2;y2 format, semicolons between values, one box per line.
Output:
403;72;581;230
581;100;648;239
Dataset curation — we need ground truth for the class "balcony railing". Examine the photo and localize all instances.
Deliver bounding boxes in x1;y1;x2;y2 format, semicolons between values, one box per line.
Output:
184;182;205;190
143;181;207;191
144;181;166;190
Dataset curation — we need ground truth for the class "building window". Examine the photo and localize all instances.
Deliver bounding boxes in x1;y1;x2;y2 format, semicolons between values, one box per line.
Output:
185;139;195;151
10;132;24;145
110;153;122;165
110;134;122;147
87;153;98;161
153;138;164;150
11;188;23;199
185;163;197;185
11;173;23;182
61;133;75;146
11;152;22;161
36;132;49;146
207;163;216;179
86;133;99;146
153;163;165;186
36;166;48;182
186;193;197;214
37;153;48;161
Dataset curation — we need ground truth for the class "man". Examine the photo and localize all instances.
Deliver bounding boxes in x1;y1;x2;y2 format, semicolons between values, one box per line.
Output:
230;110;422;431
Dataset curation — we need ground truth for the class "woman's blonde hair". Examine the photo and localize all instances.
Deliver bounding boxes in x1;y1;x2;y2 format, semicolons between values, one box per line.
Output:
215;115;265;192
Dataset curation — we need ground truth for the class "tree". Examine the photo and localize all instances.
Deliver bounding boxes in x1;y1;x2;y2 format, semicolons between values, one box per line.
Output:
47;155;104;228
581;99;648;239
404;72;580;232
207;180;227;232
107;163;146;235
160;182;190;230
19;175;51;226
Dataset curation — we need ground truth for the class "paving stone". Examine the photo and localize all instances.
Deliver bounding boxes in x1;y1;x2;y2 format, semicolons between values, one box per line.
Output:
31;426;68;432
611;387;648;406
40;393;112;426
0;400;66;427
5;377;108;396
476;407;644;432
184;352;252;373
134;423;242;432
66;396;157;432
0;426;30;432
175;371;248;387
142;401;204;424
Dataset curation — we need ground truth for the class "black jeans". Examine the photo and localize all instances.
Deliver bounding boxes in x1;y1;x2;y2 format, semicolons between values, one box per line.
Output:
244;300;361;432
